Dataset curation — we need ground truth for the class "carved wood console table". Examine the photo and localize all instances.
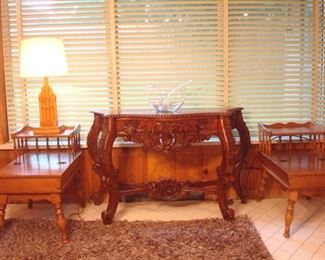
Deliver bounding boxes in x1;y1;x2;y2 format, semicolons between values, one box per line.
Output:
87;108;251;224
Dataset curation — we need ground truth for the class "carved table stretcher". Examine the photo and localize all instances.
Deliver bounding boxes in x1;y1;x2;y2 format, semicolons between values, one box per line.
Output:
87;108;251;224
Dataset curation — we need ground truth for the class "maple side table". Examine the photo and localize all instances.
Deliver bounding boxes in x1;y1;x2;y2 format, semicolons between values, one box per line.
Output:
87;108;251;224
0;124;84;243
257;121;325;237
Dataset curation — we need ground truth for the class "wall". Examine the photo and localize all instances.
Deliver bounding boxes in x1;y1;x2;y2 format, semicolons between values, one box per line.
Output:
0;12;8;144
0;143;287;204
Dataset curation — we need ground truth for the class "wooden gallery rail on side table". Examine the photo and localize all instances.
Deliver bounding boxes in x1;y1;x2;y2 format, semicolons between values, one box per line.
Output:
87;108;251;224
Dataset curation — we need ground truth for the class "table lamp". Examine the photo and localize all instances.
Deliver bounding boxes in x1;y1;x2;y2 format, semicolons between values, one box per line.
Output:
20;37;68;135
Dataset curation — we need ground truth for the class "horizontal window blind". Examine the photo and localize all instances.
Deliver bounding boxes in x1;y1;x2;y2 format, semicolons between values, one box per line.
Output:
1;0;112;138
229;0;313;135
1;0;324;141
315;0;325;123
115;0;224;109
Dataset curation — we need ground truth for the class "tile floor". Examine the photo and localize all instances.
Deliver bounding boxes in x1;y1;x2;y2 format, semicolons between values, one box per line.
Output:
5;197;325;260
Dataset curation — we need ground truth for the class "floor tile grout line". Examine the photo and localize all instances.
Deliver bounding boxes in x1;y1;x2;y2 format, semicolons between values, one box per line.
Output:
288;203;325;260
307;204;325;259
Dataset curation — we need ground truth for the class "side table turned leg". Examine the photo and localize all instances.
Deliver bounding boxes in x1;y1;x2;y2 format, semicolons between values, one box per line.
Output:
284;191;298;238
51;195;68;243
0;195;7;233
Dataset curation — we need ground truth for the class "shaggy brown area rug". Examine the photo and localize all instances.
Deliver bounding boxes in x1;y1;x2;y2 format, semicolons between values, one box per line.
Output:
0;216;272;260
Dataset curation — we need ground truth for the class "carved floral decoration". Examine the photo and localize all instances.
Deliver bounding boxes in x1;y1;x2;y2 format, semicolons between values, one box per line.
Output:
120;120;213;152
146;179;191;200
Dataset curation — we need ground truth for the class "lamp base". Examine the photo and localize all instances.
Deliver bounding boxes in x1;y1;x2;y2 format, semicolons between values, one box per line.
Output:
33;125;65;135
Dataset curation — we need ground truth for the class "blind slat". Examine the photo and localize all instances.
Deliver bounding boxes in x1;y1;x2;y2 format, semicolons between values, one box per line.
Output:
1;0;322;140
229;0;313;135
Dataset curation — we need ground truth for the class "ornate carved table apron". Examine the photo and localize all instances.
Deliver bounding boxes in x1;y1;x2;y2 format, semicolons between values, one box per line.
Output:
87;108;251;223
